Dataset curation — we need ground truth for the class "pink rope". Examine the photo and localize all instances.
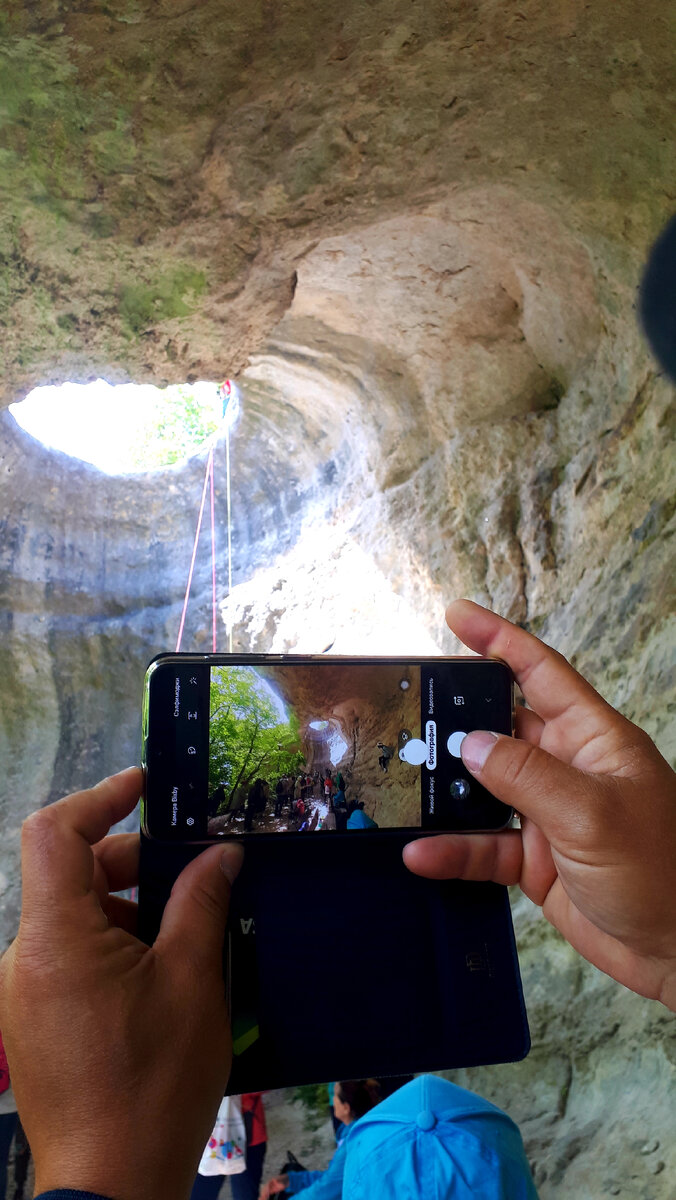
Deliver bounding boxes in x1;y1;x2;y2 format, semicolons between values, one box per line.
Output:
175;445;215;652
209;450;217;652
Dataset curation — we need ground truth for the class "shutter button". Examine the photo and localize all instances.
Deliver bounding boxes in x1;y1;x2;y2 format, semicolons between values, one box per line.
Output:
416;1110;437;1132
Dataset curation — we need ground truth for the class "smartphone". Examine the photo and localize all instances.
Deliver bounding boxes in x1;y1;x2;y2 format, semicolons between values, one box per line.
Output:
141;653;514;841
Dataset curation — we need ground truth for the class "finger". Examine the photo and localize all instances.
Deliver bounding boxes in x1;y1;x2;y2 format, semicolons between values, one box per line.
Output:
92;833;140;894
20;768;143;918
103;895;139;937
460;730;612;846
155;843;244;978
446;600;613;726
403;830;524;884
515;706;544;745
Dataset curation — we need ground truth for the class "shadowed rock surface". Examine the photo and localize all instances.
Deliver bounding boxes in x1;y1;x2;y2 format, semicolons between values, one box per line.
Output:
0;1;675;1195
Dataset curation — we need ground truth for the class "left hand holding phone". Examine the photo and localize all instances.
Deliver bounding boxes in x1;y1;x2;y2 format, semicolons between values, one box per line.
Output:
0;767;243;1200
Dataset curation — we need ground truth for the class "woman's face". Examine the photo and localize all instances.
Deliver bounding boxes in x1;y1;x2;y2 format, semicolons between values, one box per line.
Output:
333;1083;353;1124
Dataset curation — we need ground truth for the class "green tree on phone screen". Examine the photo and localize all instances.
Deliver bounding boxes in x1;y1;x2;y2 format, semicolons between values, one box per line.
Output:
209;666;303;809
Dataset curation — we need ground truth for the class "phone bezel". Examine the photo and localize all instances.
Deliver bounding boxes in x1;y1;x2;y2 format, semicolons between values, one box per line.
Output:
141;651;515;843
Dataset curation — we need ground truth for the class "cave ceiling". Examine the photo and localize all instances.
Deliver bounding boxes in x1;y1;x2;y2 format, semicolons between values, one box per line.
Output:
0;0;674;401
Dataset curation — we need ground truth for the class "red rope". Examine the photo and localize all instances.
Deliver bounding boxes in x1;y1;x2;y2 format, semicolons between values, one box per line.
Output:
176;445;216;653
209;449;217;652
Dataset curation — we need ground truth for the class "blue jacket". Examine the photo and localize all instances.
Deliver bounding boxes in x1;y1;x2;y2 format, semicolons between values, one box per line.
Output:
341;1075;538;1199
346;810;378;830
285;1136;348;1199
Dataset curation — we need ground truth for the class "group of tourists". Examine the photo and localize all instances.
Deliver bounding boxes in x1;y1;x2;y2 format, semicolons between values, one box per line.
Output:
237;770;328;831
236;767;379;834
273;772;319;819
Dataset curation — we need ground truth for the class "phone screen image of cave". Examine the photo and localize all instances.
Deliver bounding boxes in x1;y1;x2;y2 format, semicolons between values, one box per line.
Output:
205;663;423;835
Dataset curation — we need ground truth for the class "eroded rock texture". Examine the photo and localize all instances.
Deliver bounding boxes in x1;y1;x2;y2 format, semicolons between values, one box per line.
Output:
1;1;675;1195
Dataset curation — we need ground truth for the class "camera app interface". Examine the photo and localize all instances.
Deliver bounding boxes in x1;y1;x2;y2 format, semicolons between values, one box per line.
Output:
154;660;511;837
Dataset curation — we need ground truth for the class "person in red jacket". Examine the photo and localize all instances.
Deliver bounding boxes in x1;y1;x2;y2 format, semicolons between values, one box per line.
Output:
236;1093;266;1200
0;1030;19;1200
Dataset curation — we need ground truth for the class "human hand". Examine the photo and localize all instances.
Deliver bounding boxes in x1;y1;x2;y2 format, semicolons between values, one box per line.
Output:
0;768;243;1200
259;1175;289;1198
404;601;676;1010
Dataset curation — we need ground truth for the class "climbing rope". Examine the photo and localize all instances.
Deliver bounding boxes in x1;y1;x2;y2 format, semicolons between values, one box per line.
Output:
175;381;235;653
175;444;216;653
225;417;233;653
209;439;217;653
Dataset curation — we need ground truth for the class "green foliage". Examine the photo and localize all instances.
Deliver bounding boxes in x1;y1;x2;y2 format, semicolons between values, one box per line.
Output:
208;667;303;805
0;34;130;201
119;265;206;335
128;384;220;469
89;110;137;175
293;1083;332;1130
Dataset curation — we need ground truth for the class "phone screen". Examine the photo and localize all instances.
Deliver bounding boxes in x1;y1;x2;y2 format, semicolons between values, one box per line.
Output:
142;656;513;840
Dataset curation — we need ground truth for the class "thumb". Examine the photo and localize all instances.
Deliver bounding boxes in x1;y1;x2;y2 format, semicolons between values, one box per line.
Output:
154;843;244;974
461;731;604;842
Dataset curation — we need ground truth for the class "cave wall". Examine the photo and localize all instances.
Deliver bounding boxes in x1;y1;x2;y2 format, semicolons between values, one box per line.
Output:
272;661;422;825
1;1;675;1196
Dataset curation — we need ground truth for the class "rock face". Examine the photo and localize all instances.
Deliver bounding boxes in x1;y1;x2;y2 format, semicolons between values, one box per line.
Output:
0;1;675;1195
271;661;423;824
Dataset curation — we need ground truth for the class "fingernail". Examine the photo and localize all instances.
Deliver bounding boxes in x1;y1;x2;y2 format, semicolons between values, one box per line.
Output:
461;731;499;773
220;844;244;883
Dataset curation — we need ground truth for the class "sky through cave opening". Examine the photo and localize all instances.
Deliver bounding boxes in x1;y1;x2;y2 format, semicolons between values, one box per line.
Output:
9;378;240;473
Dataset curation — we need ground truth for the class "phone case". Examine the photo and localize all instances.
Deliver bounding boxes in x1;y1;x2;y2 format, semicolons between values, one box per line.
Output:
138;832;530;1091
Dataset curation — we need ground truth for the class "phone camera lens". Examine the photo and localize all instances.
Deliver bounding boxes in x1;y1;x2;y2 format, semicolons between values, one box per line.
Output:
449;778;471;800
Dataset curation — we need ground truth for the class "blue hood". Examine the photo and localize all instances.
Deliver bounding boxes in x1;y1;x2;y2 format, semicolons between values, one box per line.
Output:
347;810;378;829
341;1075;538;1199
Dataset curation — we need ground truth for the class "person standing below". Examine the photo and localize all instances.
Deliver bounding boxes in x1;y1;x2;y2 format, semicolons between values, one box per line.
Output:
259;1080;381;1199
234;1093;266;1200
332;786;348;832
376;743;393;772
243;782;256;832
343;1075;538;1200
274;779;285;820
323;772;333;805
0;1031;18;1200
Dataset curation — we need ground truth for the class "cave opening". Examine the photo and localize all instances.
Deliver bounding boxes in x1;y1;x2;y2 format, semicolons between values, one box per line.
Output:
8;377;240;473
306;719;349;767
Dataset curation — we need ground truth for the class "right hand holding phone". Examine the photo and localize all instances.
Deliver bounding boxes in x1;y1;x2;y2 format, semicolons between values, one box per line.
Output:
403;600;676;1012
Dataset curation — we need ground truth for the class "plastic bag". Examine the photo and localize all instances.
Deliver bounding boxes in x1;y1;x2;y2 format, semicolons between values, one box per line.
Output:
198;1094;247;1176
